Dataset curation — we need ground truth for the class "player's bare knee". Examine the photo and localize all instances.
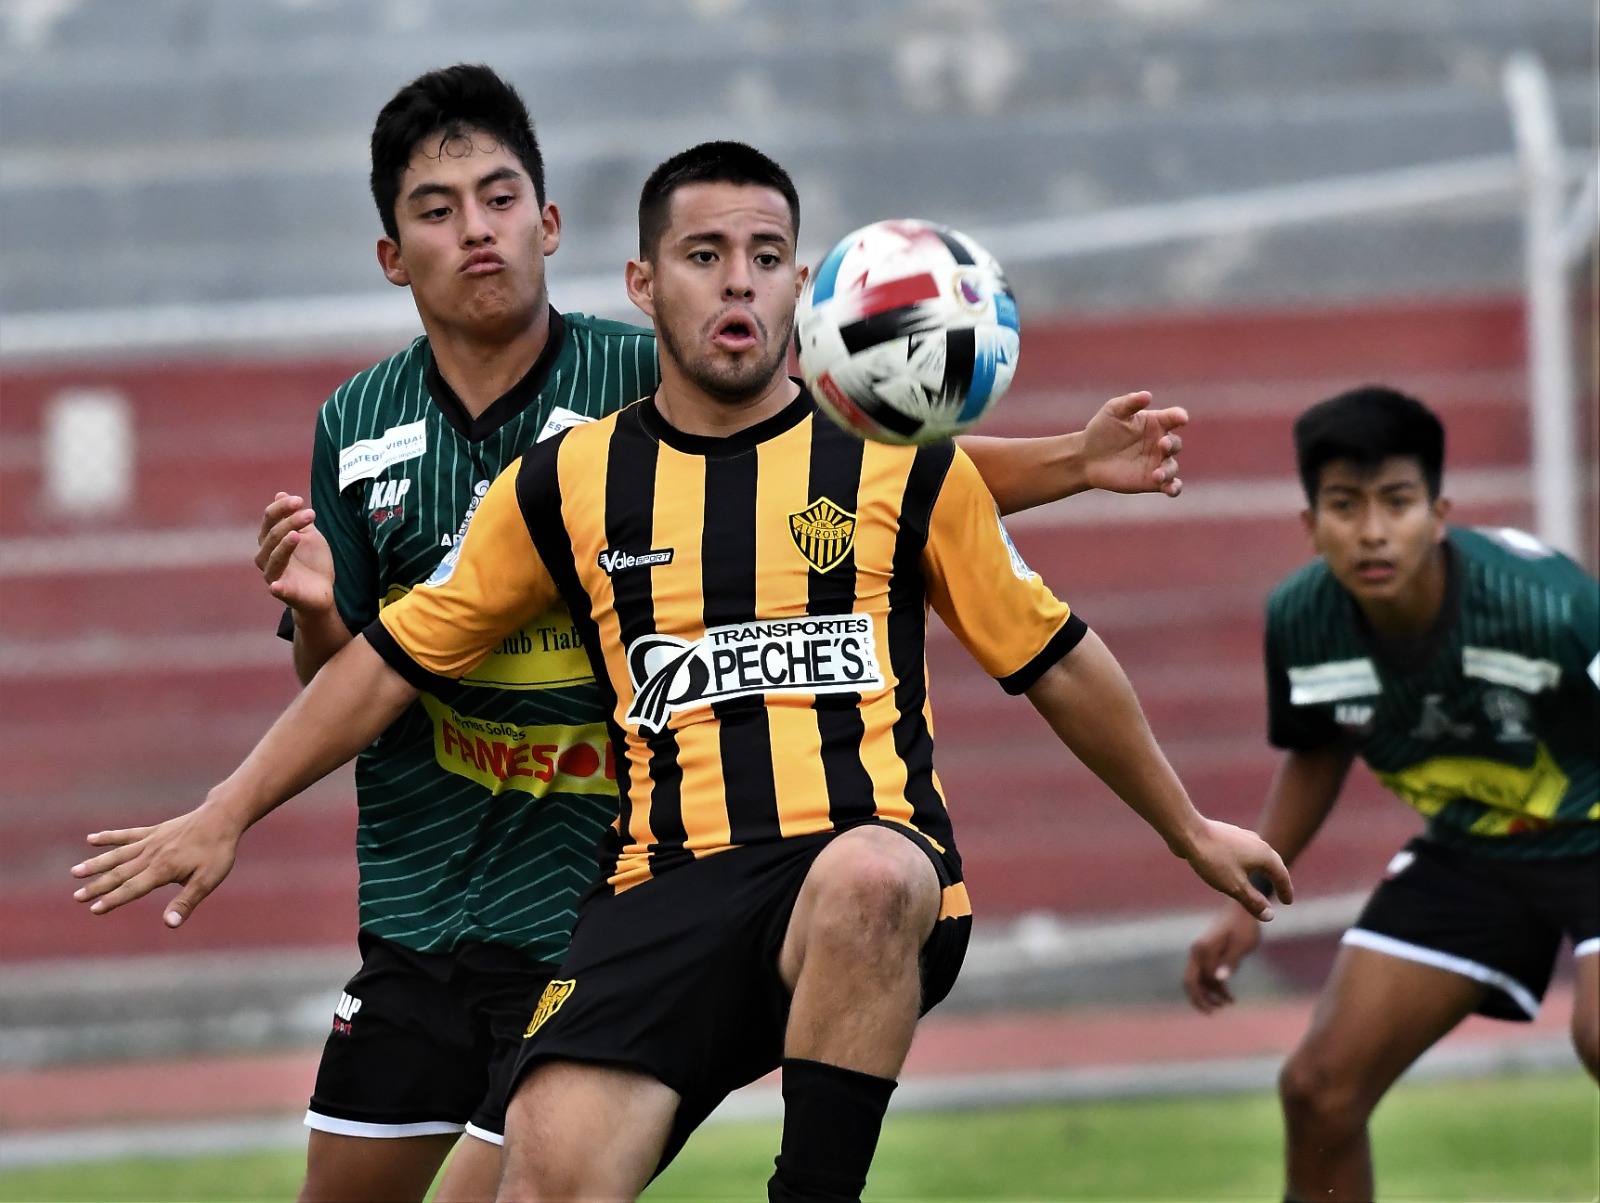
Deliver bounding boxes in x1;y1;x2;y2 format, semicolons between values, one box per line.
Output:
1572;1008;1600;1078
809;833;938;949
1278;1049;1370;1136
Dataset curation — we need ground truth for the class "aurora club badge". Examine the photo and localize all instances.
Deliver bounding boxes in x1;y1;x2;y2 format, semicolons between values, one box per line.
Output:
789;497;856;573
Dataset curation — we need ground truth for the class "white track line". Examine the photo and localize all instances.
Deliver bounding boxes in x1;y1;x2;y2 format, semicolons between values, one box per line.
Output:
0;1038;1574;1169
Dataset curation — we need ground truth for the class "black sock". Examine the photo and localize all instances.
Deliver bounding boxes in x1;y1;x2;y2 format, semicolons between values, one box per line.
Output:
767;1057;897;1202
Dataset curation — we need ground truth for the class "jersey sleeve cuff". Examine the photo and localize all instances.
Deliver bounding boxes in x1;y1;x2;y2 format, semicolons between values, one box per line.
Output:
362;619;456;694
998;613;1089;696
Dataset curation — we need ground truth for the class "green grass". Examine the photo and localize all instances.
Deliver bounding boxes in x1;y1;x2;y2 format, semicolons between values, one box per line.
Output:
1;1071;1594;1202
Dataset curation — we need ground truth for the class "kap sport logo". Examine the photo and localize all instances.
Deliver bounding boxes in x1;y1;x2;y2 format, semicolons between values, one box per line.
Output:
624;614;884;734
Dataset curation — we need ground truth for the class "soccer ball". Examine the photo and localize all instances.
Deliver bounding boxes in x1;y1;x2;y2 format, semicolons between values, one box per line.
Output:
795;219;1020;445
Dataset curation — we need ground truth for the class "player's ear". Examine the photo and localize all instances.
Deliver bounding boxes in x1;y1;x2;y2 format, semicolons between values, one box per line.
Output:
625;258;656;320
1299;506;1318;548
377;237;410;288
1432;494;1452;533
794;262;809;299
541;202;562;256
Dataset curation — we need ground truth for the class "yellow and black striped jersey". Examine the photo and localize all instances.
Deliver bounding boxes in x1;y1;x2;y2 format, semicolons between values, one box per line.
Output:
369;389;1085;899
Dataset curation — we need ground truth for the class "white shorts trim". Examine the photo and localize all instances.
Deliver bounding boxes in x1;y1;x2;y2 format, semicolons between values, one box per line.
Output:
462;1121;505;1147
304;1110;464;1139
1341;928;1542;1019
1575;937;1600;959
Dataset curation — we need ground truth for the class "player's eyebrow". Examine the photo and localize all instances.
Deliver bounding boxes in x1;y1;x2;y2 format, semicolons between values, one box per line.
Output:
677;229;791;248
404;166;524;205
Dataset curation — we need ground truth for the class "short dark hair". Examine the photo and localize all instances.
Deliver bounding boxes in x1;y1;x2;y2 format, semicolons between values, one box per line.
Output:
637;141;800;258
369;64;545;242
1293;385;1446;503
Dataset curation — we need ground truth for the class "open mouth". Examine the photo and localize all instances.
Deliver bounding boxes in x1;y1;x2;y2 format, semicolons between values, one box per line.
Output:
1355;560;1395;583
712;313;760;349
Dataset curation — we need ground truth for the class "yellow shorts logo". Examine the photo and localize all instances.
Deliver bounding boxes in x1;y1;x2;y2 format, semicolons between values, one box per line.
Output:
523;979;577;1039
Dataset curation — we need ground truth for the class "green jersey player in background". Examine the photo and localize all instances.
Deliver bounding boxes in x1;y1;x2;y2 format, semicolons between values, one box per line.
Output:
1184;386;1599;1203
75;64;1196;1203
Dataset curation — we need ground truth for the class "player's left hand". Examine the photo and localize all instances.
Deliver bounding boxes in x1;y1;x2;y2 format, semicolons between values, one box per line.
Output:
1180;819;1293;921
1081;391;1187;497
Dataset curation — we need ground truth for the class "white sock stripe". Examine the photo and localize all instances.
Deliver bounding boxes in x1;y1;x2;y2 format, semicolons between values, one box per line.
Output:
1574;937;1600;959
303;1111;465;1139
462;1122;506;1147
1340;928;1542;1019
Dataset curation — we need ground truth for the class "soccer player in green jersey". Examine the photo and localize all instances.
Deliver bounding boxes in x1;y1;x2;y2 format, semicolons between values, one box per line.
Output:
76;67;1193;1203
1183;386;1599;1203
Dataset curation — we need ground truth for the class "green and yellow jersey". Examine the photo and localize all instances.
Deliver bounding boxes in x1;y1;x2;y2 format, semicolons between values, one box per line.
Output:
304;309;658;957
370;391;1085;915
1267;525;1600;858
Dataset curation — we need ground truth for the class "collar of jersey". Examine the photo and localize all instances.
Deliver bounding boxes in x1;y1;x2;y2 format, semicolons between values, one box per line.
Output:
422;307;568;442
1351;535;1463;675
637;380;813;458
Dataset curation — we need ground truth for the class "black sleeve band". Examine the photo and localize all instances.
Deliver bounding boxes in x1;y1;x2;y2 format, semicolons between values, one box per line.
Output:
362;620;457;694
998;612;1090;696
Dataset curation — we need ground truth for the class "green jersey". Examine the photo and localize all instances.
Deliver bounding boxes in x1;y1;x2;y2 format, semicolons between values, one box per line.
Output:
305;310;658;956
1266;525;1600;858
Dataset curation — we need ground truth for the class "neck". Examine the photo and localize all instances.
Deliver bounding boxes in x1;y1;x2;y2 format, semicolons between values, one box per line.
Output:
1358;543;1449;638
652;363;799;438
421;304;551;419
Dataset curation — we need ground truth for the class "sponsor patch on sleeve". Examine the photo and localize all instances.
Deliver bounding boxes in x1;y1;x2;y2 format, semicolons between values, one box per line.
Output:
338;420;428;491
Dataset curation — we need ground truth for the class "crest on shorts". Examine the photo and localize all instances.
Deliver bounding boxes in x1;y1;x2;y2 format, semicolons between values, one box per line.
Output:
789;497;856;574
523;978;576;1039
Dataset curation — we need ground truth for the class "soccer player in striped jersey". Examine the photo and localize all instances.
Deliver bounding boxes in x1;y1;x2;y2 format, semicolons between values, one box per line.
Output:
1183;387;1599;1203
72;66;1193;1203
74;139;1288;1201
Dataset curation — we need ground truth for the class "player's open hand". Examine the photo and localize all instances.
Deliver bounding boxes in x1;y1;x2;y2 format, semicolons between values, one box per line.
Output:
1081;391;1187;498
70;803;243;929
1183;905;1263;1013
257;492;335;615
1180;818;1292;920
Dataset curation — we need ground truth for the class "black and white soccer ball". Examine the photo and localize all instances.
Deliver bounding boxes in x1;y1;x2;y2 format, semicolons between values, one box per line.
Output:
795;219;1020;445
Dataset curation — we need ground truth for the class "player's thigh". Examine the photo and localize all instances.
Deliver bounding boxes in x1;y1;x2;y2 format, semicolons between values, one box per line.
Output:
1572;944;1599;1076
299;1130;457;1203
431;1131;503;1203
501;1059;678;1197
1287;944;1485;1107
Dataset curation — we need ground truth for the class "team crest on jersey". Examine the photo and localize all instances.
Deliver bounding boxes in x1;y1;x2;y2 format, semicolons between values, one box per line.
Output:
1482;687;1533;743
789;497;856;573
624;615;883;734
523;979;576;1039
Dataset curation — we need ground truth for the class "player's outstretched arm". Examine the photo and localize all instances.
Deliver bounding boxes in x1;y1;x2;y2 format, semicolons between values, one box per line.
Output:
957;391;1186;515
1183;743;1353;1013
71;636;418;929
257;491;349;683
1023;630;1291;916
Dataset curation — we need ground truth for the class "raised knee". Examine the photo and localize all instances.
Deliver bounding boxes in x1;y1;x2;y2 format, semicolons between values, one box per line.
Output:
811;838;937;943
1279;1049;1370;1136
1572;1009;1600;1077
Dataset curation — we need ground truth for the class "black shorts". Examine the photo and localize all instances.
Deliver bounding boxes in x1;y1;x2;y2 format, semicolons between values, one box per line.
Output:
509;824;970;1168
1343;838;1600;1022
305;931;557;1142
